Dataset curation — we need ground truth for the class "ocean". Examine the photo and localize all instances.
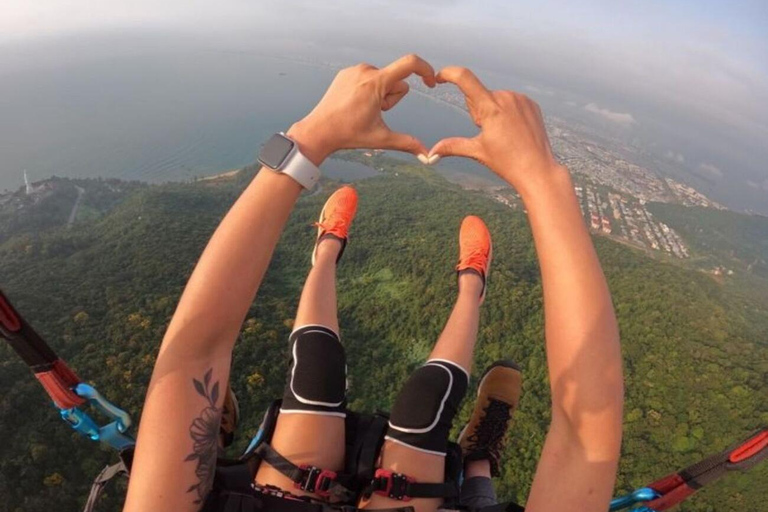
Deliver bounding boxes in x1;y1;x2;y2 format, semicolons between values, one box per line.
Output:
0;49;487;191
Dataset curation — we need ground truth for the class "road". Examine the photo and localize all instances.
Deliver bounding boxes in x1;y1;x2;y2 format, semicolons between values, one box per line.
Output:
67;186;85;227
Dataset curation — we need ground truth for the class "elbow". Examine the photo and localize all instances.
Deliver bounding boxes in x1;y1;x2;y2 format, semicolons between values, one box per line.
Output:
550;378;624;462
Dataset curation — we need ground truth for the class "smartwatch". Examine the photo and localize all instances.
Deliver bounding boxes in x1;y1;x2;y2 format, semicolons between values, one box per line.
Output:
258;133;321;190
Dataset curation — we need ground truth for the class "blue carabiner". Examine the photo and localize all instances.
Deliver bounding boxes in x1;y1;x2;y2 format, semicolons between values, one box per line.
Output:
59;383;135;451
609;488;660;511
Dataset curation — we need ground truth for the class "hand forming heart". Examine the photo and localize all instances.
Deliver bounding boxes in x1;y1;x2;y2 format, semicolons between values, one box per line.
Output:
288;54;562;196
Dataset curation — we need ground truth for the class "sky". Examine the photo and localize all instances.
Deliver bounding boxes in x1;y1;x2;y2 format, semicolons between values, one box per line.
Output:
2;0;767;211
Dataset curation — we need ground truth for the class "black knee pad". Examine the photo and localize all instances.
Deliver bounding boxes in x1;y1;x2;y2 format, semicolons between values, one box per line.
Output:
385;359;469;455
280;325;347;417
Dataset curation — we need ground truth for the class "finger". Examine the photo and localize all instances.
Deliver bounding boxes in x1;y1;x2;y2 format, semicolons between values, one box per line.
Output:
429;136;483;159
380;54;436;88
382;80;409;111
435;66;493;105
380;130;429;156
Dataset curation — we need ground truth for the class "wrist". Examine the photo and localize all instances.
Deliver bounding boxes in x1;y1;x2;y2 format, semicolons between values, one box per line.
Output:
286;121;334;167
516;164;573;204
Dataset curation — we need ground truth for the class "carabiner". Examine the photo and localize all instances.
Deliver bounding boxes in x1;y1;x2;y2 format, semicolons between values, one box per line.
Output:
609;487;660;511
59;383;135;451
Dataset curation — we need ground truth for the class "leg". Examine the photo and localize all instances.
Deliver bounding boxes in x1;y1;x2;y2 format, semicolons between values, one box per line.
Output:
294;238;341;334
363;274;484;512
427;273;483;370
363;216;492;512
255;187;358;499
460;460;498;510
458;360;523;509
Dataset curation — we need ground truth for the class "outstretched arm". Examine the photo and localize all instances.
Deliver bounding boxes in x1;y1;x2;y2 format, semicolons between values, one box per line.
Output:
431;68;624;512
123;54;437;512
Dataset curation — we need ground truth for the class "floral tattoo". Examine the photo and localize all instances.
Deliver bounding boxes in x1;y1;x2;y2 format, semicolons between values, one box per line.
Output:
184;368;221;504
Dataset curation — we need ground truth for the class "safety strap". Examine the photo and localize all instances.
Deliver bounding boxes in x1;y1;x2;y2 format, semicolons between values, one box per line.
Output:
473;502;525;512
206;488;416;512
366;468;459;502
642;427;768;511
255;443;358;502
82;459;130;512
0;288;135;450
0;289;85;409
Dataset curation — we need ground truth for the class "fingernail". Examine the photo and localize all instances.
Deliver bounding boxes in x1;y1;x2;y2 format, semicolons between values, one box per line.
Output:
417;154;430;165
428;154;441;165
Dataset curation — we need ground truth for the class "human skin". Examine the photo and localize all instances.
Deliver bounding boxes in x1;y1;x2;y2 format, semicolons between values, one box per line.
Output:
123;55;623;512
431;67;625;512
123;54;438;512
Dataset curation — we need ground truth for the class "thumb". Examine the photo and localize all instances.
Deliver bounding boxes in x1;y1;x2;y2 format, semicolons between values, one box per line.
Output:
429;136;482;159
381;130;429;157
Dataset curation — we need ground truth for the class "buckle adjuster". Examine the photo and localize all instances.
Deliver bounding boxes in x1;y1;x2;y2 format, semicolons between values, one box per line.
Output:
373;468;414;502
295;465;338;497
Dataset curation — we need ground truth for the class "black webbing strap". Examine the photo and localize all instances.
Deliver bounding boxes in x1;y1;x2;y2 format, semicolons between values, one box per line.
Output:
475;502;526;512
0;289;58;367
255;443;357;502
644;427;768;511
367;469;459;501
0;288;85;409
82;460;130;512
251;492;413;512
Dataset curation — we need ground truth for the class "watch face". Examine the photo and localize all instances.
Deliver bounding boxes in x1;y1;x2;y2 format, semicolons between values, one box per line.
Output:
259;134;295;169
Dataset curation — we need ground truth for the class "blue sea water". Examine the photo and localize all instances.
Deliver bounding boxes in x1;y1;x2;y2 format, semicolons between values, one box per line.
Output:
0;50;486;192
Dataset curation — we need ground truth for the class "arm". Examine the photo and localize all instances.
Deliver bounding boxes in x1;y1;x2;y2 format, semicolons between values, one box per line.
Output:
431;68;624;512
123;54;437;512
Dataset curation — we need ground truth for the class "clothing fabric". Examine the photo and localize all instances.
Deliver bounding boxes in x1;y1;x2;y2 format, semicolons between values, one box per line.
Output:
459;476;498;509
280;324;347;417
385;359;469;456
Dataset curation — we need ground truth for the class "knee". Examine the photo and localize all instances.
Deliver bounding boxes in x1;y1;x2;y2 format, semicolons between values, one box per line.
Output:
385;360;469;455
281;325;347;417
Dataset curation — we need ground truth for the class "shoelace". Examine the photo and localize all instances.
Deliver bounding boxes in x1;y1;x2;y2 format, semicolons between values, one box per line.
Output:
459;249;488;273
466;399;511;460
314;203;352;236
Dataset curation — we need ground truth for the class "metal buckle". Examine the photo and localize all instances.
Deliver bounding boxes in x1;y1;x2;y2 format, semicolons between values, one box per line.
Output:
59;383;135;451
608;487;660;511
296;465;338;497
373;468;414;502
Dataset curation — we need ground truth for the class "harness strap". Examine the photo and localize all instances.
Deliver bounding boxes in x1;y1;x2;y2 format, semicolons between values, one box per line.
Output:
474;502;526;512
82;459;130;512
644;427;768;511
255;443;357;502
0;289;86;409
367;468;459;502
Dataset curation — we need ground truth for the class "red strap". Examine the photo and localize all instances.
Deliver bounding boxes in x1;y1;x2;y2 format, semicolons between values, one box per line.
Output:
648;473;685;495
34;364;86;409
729;430;768;464
645;481;696;511
52;359;81;388
0;293;21;332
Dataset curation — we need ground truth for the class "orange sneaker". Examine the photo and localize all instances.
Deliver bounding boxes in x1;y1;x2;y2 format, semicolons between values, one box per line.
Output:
312;186;358;266
456;215;492;302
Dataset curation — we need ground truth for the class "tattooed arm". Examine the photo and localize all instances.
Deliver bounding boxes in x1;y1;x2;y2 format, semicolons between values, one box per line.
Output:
123;168;305;512
123;55;437;512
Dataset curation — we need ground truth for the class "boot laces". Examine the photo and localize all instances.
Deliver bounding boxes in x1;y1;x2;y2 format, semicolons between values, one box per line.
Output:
466;399;511;461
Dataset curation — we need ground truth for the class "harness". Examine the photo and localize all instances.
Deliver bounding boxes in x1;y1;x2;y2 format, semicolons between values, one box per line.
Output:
2;287;767;512
201;399;463;512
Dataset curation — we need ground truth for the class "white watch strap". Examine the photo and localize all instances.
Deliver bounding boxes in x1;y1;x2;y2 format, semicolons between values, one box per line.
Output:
281;137;321;190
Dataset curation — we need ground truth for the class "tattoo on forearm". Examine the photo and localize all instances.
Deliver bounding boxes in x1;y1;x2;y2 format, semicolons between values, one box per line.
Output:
184;368;221;504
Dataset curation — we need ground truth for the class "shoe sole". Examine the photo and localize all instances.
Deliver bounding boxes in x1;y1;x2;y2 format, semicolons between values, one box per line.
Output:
457;359;521;447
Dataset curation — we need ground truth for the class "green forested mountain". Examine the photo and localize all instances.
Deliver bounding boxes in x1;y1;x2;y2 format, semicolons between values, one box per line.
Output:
649;202;768;280
1;157;766;511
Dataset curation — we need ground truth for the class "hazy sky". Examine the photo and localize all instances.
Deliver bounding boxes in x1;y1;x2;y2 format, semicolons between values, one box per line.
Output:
2;0;767;210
